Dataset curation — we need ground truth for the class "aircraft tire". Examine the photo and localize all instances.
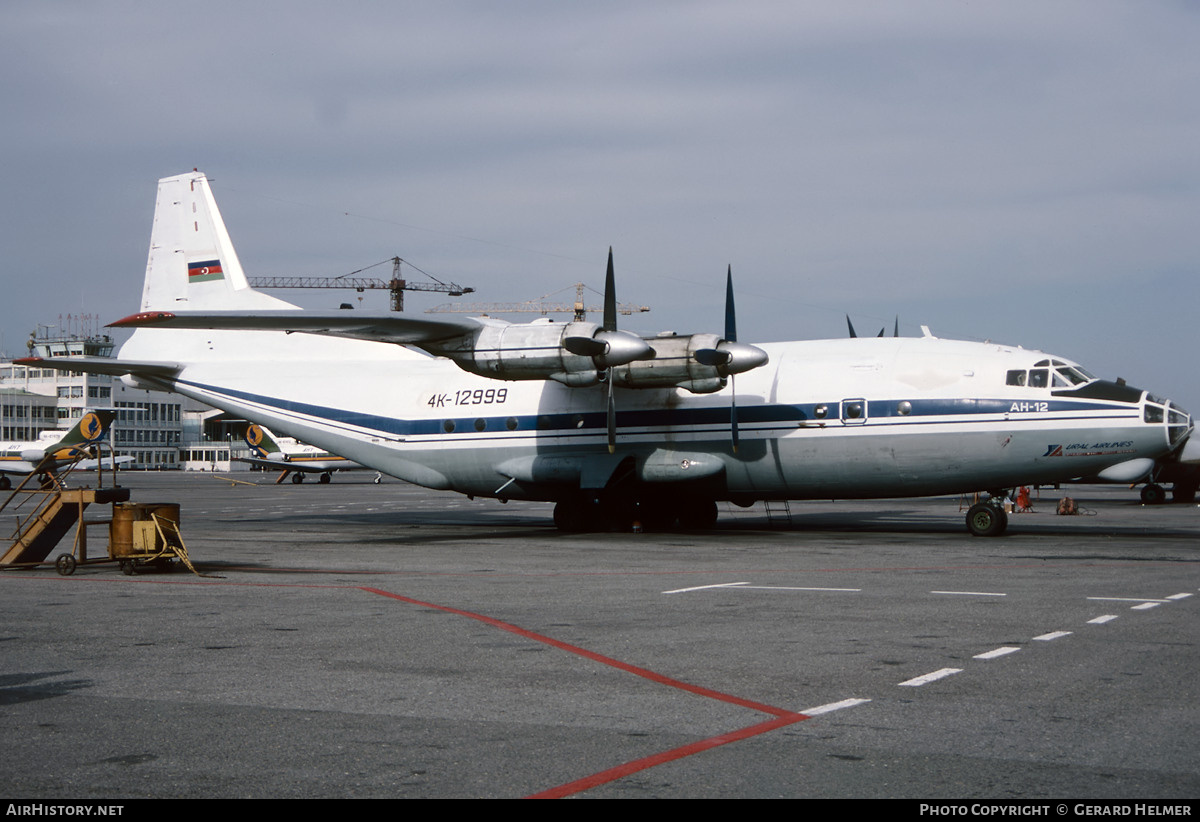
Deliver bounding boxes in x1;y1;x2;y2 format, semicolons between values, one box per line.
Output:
1140;483;1166;505
634;498;678;532
553;498;592;532
292;473;304;484
676;499;719;531
966;502;1006;537
0;475;10;490
319;473;331;484
1172;482;1197;504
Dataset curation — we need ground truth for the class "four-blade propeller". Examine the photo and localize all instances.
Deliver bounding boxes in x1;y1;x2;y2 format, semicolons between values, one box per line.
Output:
593;257;768;454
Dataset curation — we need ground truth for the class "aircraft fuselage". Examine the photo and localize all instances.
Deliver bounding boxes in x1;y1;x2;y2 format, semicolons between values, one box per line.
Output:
123;329;1182;504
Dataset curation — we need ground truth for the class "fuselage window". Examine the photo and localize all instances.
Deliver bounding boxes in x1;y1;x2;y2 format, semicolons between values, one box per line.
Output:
1006;370;1027;386
844;402;863;420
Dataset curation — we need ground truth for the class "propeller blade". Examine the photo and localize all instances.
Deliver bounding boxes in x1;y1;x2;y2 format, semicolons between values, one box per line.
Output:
846;315;858;338
693;348;732;367
877;327;885;337
730;374;740;453
563;336;607;357
724;266;744;452
607;373;616;454
894;316;900;338
725;265;737;342
603;247;617;333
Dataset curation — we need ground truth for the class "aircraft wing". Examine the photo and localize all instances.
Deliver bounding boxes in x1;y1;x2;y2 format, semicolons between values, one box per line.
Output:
0;461;38;476
13;356;182;379
236;456;362;473
109;310;486;345
73;455;136;471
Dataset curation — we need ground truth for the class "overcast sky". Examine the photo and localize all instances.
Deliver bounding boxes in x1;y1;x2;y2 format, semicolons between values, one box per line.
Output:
2;1;1198;410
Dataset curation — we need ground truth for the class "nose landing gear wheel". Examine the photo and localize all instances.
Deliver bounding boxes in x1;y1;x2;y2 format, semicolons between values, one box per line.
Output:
1140;483;1166;505
966;502;1008;537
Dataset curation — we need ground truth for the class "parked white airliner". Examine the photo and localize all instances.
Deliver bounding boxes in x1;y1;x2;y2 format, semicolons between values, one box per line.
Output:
18;172;1195;535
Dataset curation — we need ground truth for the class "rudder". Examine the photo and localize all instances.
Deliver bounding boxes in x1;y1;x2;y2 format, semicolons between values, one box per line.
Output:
140;171;293;312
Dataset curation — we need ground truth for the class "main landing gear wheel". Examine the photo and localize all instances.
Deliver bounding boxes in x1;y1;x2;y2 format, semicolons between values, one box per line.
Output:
1140;483;1166;505
291;473;304;484
1172;482;1198;504
0;475;10;490
55;554;77;576
676;499;719;531
966;502;1008;537
553;498;593;532
319;473;331;484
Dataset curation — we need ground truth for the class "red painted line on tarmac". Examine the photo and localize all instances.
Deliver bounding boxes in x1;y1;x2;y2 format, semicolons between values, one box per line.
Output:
360;586;793;717
527;712;807;799
359;585;810;798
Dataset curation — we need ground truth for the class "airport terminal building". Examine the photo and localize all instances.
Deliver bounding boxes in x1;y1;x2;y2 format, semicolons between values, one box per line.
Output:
1;325;249;471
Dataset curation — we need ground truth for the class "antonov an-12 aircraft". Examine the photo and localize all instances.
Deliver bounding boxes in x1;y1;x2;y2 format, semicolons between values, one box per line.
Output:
18;171;1196;535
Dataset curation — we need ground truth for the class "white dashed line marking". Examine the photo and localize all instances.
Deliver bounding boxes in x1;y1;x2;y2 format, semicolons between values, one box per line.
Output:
1033;631;1072;641
1087;597;1171;603
899;668;962;687
801;698;871;716
1165;593;1192;600
739;585;861;592
974;646;1021;660
930;590;1006;597
661;582;860;595
1087;615;1118;624
1132;602;1161;610
662;582;750;594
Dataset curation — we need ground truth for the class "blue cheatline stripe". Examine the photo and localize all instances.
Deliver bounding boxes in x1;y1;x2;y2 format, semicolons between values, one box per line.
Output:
176;378;1139;441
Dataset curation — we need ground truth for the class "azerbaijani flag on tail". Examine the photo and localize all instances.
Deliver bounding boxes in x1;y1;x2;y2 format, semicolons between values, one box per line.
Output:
188;259;224;283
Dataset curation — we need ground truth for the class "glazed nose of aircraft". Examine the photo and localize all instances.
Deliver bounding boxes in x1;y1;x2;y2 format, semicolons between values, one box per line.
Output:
1146;395;1193;450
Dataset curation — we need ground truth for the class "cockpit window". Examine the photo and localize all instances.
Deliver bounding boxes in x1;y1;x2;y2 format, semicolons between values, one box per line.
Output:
1009;363;1096;390
1055;366;1091;385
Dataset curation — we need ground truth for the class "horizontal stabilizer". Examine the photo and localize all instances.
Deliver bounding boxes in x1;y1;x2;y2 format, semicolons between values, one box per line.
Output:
109;310;484;345
14;356;182;378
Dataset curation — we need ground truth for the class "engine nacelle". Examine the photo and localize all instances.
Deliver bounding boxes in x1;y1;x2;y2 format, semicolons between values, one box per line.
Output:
431;319;652;387
611;333;768;393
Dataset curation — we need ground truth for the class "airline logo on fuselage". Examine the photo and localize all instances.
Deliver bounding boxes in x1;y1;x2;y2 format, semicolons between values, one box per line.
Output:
1043;441;1134;457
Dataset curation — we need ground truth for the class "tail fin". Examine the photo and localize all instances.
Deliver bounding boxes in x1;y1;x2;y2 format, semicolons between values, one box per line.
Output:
141;171;294;312
244;423;283;458
52;409;116;456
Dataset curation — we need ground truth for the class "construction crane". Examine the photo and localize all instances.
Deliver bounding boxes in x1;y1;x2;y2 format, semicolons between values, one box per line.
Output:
425;282;650;322
247;257;473;312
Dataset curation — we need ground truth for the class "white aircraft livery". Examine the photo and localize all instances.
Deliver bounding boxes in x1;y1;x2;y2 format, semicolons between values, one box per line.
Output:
18;171;1196;535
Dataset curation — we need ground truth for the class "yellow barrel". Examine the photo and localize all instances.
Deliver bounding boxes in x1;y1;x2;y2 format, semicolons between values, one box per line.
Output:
109;503;182;557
